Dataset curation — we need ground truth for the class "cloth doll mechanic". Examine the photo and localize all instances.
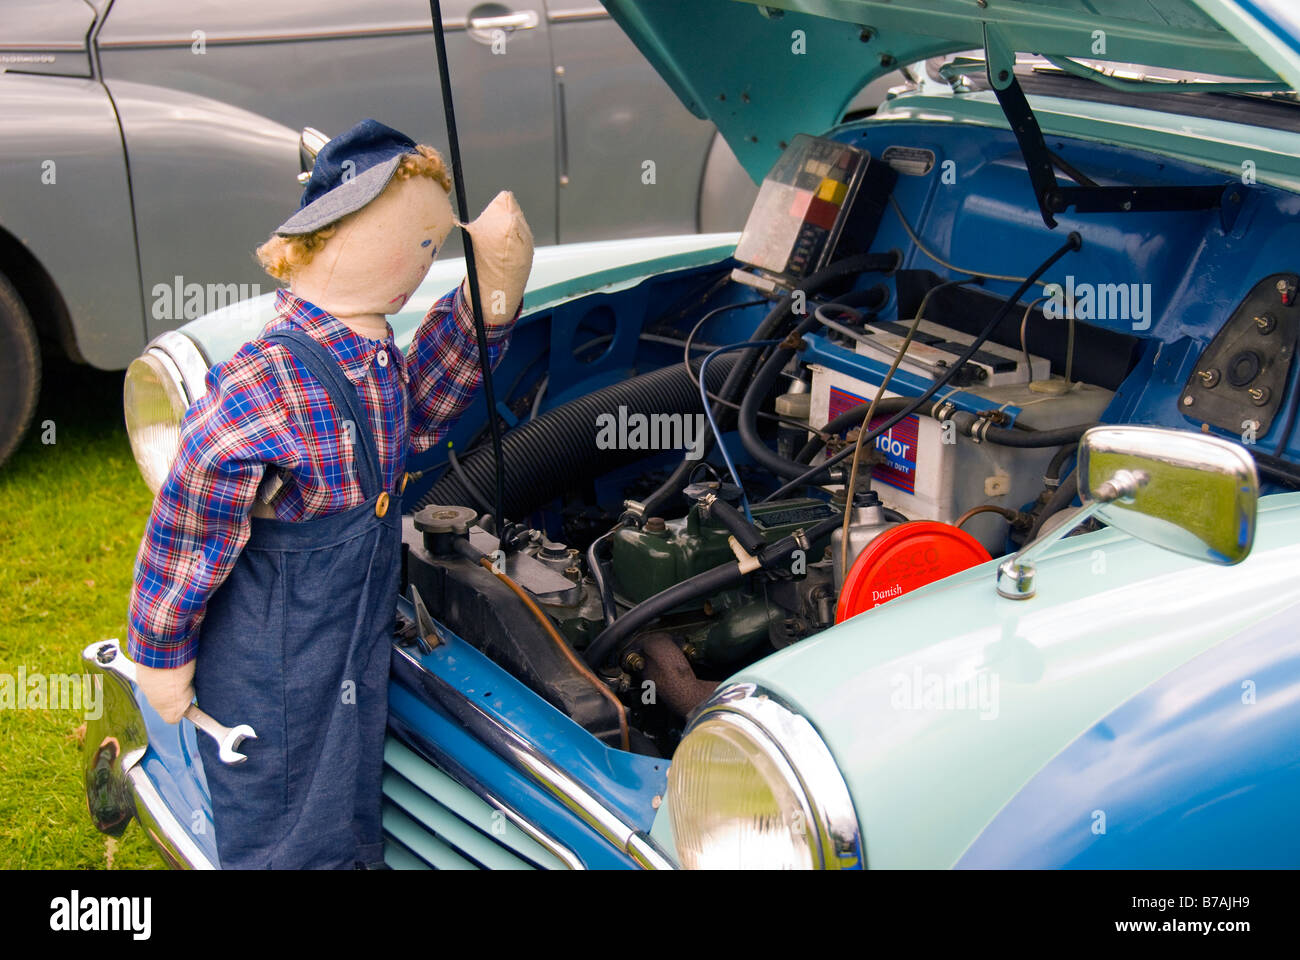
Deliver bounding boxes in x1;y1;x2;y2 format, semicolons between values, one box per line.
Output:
125;118;533;869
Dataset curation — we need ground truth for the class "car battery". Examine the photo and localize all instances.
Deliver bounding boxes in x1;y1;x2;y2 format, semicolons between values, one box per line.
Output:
806;327;1114;554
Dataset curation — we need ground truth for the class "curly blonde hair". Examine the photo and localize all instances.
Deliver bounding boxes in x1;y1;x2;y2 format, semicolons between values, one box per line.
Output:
255;144;452;282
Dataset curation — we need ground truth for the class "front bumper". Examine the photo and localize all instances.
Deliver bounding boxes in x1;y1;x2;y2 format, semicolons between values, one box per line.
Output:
81;640;217;869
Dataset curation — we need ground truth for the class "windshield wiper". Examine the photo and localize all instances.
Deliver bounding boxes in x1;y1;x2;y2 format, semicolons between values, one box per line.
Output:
1041;54;1291;97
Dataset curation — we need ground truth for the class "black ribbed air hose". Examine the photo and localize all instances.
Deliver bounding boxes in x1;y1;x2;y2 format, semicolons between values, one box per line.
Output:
414;357;738;519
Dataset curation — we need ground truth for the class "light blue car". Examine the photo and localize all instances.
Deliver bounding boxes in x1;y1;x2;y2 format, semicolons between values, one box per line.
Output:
85;0;1300;869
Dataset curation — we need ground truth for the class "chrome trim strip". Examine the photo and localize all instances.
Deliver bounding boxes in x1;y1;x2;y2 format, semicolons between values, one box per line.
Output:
127;767;217;870
547;7;611;23
0;42;86;51
389;733;584;870
682;682;865;870
393;645;673;869
98;23;467;49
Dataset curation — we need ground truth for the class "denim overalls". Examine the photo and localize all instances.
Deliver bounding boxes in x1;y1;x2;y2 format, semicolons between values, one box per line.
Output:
194;328;402;869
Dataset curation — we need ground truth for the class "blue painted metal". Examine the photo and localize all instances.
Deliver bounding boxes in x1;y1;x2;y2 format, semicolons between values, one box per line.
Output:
135;689;218;866
811;119;1300;466
391;629;667;833
387;688;634;869
383;603;669;868
957;599;1300;868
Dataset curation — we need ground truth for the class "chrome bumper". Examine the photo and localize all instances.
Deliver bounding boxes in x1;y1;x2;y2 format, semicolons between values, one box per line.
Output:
80;640;215;869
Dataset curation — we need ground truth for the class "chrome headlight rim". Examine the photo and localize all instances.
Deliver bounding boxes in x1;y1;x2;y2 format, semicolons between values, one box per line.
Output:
146;330;210;404
124;331;210;492
671;682;864;870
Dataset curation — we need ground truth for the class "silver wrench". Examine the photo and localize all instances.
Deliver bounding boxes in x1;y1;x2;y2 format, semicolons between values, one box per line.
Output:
185;703;257;764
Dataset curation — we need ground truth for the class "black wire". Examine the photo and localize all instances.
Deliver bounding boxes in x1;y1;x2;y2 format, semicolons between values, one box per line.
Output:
446;445;493;516
682;298;835;436
586;523;624;629
427;0;506;550
689;461;724;485
760;233;1084;501
682;298;769;390
639;251;900;520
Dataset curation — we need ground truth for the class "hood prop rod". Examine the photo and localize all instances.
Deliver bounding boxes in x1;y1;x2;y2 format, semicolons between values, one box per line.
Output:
427;0;509;551
981;24;1238;230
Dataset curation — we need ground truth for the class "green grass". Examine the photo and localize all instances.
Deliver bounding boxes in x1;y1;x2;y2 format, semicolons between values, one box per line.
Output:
0;357;164;869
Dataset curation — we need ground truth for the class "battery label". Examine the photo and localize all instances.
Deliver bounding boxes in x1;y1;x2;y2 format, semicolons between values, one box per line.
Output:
827;386;918;495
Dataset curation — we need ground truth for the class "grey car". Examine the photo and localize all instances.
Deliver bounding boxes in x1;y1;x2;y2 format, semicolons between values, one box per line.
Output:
0;0;761;465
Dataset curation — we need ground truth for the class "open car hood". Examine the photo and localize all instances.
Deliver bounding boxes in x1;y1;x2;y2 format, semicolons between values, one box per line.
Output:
603;0;1300;180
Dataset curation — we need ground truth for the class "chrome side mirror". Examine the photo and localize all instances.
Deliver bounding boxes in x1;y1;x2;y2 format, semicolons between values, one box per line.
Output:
997;425;1258;599
297;127;329;185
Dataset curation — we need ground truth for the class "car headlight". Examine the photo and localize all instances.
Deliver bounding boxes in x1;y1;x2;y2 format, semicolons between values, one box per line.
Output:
123;332;209;493
667;683;863;869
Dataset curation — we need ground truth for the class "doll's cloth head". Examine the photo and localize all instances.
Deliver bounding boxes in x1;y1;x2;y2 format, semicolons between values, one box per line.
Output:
256;119;456;320
257;118;534;332
283;173;455;319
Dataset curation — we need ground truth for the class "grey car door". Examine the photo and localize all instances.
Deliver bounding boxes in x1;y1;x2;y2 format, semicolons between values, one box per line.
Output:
542;2;719;241
96;0;557;341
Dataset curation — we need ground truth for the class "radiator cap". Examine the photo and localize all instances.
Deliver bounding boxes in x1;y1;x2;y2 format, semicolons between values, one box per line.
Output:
836;521;991;622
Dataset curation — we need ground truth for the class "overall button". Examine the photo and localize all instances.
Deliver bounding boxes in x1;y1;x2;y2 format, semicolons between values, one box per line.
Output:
398;472;410;494
376;349;389;368
375;491;390;517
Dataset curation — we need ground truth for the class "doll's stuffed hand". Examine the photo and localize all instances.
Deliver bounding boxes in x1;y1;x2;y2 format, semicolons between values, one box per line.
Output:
134;660;196;725
460;190;534;326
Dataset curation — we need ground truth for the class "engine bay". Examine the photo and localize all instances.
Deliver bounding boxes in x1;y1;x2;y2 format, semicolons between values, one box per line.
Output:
395;118;1300;759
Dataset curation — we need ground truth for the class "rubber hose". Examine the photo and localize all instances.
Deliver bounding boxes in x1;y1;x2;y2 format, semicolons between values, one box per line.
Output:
1045;443;1076;487
583;562;745;668
1027;466;1079;541
583;513;843;668
414;357;737;518
759;231;1084;500
737;313;826;480
795;396;917;463
702;495;767;555
951;410;1097;448
638;251;899;518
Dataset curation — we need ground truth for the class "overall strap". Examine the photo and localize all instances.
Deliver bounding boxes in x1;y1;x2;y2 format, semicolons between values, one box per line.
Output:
263;329;383;500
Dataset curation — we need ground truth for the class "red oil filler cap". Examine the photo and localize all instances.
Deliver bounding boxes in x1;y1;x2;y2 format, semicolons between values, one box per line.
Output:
836;521;992;623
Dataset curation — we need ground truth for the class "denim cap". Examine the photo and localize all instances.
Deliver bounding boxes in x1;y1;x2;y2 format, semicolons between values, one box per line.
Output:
275;118;418;236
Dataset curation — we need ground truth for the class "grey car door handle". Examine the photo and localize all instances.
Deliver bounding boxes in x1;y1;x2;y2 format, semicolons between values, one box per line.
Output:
469;11;540;31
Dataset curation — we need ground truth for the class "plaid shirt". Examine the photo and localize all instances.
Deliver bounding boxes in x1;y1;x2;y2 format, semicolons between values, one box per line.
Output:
128;285;514;669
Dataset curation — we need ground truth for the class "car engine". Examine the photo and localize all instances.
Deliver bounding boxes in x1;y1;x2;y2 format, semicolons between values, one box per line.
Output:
394;130;1294;758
